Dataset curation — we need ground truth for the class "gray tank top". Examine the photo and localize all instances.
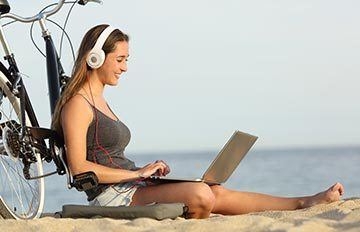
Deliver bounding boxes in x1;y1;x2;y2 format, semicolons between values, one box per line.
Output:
78;95;137;200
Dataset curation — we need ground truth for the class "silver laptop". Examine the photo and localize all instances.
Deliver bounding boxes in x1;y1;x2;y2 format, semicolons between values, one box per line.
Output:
150;130;258;185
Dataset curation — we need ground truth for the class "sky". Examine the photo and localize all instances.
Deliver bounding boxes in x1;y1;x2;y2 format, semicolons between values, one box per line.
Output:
2;0;360;153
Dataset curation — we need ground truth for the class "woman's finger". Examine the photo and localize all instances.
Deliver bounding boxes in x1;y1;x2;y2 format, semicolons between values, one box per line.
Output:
154;163;166;176
147;163;164;176
165;166;170;175
155;160;170;175
140;163;163;177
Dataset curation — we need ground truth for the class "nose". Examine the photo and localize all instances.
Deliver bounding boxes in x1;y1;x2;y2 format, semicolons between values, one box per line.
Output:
120;61;127;72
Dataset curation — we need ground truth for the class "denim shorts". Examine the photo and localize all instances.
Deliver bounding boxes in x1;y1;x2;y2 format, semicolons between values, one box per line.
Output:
89;181;147;207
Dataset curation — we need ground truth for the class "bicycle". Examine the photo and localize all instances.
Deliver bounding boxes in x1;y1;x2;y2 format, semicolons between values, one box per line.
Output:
0;0;103;220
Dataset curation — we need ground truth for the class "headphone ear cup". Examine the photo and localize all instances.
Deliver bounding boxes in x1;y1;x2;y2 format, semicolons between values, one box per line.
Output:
86;48;105;69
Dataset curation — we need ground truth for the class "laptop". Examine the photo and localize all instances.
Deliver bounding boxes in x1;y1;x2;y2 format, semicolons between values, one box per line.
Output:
150;130;258;185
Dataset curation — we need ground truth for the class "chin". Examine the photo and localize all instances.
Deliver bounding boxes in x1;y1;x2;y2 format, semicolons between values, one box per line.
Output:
108;81;118;86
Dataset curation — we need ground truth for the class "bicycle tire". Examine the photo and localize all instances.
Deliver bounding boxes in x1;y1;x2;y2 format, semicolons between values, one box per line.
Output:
0;69;45;219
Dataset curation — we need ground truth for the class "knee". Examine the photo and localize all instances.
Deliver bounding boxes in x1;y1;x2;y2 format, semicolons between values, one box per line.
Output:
191;183;216;212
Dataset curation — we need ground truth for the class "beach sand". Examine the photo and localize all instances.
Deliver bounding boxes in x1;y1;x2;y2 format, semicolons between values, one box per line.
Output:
1;198;359;232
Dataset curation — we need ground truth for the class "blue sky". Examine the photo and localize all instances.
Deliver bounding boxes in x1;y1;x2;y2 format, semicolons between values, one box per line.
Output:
3;0;360;153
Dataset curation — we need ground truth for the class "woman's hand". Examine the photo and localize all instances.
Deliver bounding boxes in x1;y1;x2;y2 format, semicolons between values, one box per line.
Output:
154;160;170;176
136;160;170;179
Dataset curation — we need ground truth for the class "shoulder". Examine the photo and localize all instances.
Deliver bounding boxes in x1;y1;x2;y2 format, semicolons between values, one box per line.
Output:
61;94;94;128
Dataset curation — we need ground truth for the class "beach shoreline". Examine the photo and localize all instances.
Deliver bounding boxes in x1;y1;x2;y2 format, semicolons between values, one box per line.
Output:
1;197;359;232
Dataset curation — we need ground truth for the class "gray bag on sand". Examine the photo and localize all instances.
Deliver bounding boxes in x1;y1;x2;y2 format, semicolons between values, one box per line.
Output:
60;203;187;220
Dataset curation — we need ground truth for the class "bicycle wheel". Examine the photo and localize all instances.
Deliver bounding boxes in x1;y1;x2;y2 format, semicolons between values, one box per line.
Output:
0;70;45;219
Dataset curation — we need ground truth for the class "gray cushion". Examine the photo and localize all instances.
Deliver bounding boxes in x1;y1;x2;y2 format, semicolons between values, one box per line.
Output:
60;203;187;220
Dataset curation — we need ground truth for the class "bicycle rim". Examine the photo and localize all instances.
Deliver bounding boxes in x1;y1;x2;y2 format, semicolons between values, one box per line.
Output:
0;71;44;219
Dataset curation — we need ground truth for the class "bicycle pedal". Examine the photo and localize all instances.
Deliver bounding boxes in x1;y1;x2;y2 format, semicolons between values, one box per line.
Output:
72;171;99;191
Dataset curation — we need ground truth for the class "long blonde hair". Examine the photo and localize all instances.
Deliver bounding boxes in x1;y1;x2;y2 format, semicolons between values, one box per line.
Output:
51;24;129;137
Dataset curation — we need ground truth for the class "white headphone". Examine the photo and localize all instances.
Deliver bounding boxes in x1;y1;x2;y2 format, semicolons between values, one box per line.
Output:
86;25;116;69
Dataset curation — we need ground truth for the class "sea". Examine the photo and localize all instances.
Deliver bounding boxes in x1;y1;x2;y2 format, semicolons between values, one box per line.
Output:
43;146;360;213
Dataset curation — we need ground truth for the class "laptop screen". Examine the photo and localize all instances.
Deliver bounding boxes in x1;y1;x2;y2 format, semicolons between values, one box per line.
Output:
203;131;258;184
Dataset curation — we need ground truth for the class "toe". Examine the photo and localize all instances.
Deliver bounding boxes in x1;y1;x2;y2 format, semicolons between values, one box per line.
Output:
331;182;341;191
330;182;345;196
338;183;345;195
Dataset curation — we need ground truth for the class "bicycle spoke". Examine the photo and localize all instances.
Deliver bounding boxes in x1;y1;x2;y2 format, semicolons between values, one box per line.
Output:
0;156;39;217
15;163;27;214
1;158;26;201
0;106;20;134
0;156;37;193
0;78;44;219
0;156;26;211
15;161;35;213
1;156;38;194
2;97;20;121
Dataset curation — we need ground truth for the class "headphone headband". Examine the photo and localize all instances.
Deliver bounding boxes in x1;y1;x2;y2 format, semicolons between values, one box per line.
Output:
93;25;116;51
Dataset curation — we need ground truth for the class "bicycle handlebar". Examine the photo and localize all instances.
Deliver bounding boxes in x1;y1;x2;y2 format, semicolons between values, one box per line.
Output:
0;0;102;23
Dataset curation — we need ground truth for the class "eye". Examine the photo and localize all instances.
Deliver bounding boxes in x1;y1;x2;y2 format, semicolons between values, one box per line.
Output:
117;58;128;62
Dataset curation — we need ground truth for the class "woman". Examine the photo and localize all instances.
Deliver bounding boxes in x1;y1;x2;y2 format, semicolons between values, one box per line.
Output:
52;24;344;219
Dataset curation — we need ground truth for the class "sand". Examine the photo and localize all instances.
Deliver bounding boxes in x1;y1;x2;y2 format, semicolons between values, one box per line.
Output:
1;198;359;232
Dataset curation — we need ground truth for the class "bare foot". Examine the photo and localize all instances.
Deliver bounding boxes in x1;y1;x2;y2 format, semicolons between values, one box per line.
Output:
301;182;345;209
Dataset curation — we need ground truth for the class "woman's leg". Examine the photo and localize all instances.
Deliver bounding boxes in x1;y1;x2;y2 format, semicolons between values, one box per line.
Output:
131;182;216;219
210;182;344;215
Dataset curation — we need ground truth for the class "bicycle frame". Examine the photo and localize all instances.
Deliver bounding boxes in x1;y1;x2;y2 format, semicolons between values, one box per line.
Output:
0;19;65;116
0;0;102;219
0;2;69;179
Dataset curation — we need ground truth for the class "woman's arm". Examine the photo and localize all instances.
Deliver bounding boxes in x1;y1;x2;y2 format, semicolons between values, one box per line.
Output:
61;95;167;184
